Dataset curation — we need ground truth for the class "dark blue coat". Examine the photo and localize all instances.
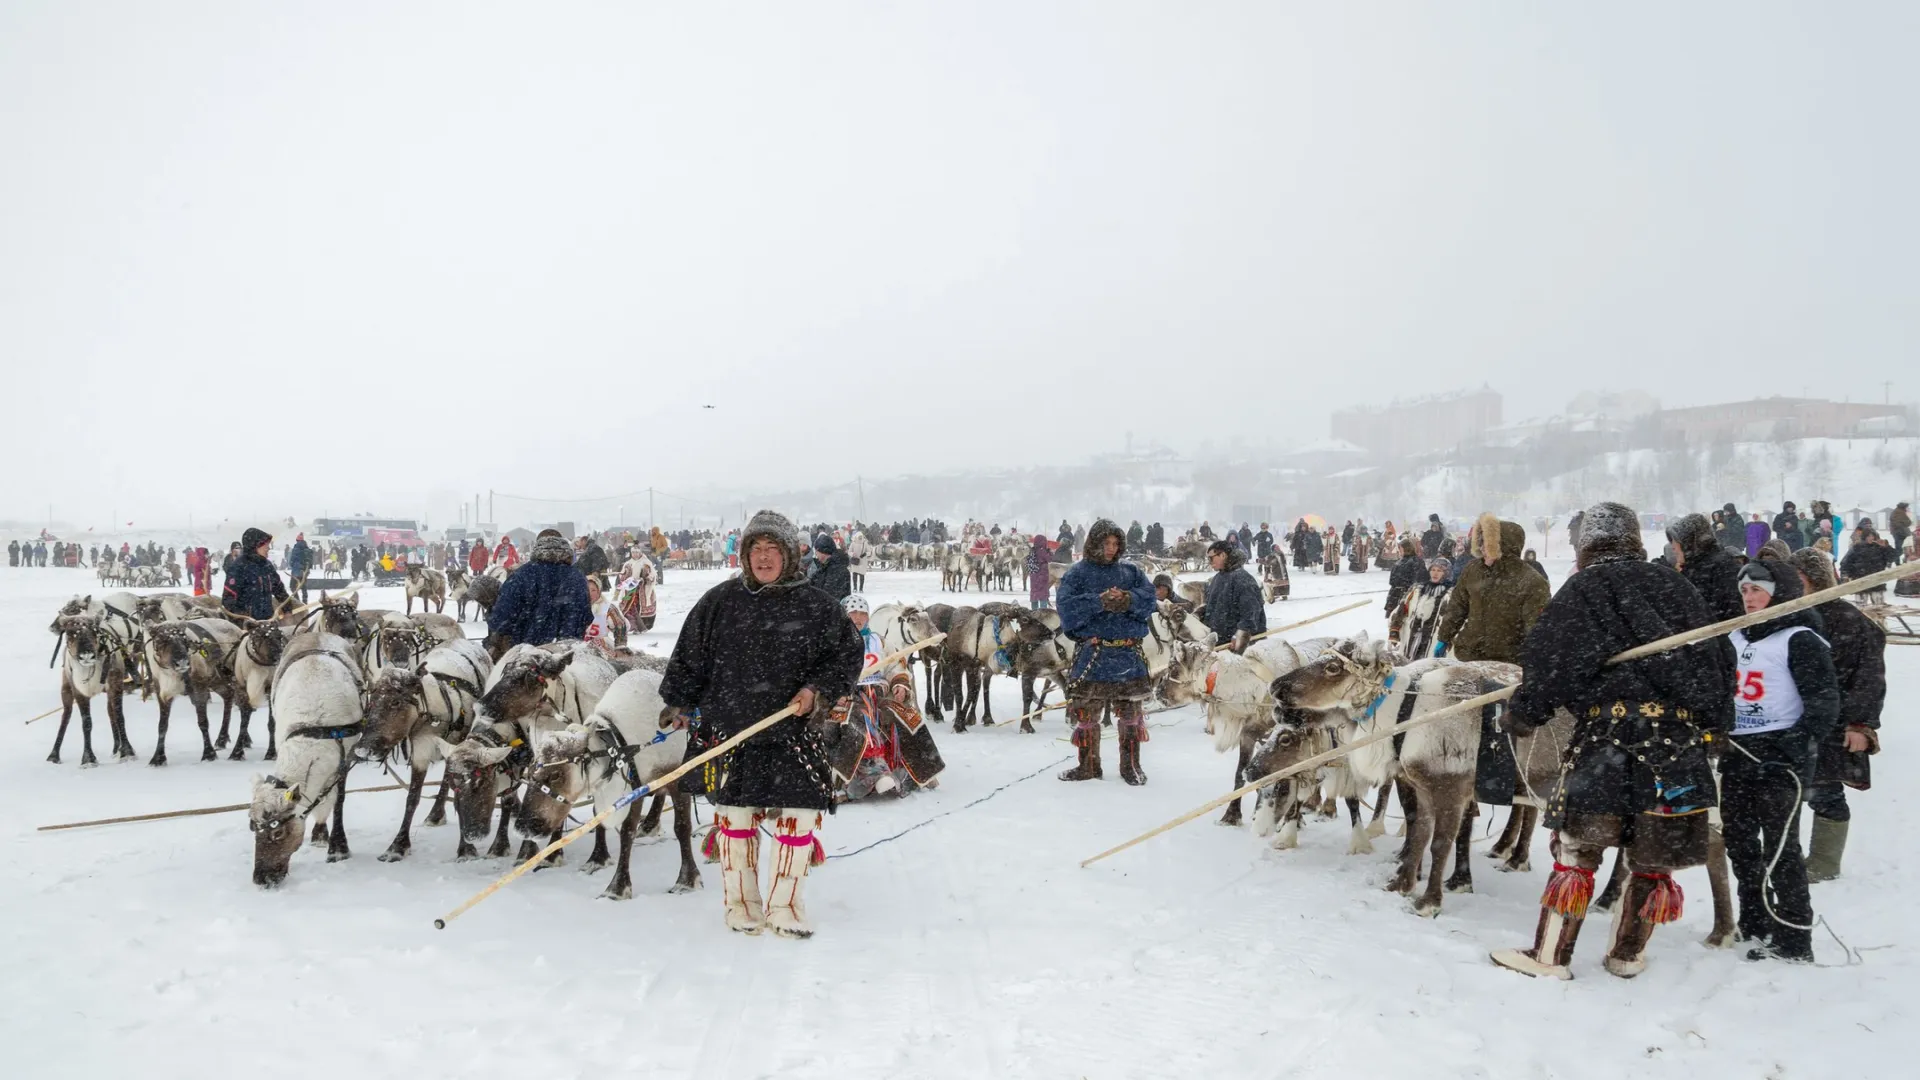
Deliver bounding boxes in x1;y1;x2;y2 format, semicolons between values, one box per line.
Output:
488;561;592;646
289;539;312;578
221;554;289;620
1056;557;1157;684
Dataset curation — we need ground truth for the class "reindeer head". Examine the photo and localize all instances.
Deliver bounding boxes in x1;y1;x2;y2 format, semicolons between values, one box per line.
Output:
52;595;93;633
433;733;524;844
249;774;309;888
479;647;575;726
145;623;199;680
358;669;425;762
240;620;287;668
132;596;172;626
312;592;362;639
1270;633;1394;717
895;605;937;644
55;615;105;666
515;726;592;838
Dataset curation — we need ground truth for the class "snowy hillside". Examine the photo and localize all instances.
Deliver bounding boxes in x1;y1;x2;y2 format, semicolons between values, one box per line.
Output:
1407;436;1920;524
1;559;1912;1078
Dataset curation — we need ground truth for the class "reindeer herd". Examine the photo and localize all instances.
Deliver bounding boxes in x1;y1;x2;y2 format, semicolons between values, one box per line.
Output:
42;552;1730;944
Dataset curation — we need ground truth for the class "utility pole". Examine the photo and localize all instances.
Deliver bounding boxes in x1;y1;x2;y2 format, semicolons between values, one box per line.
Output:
857;475;866;521
648;487;655;531
488;490;493;526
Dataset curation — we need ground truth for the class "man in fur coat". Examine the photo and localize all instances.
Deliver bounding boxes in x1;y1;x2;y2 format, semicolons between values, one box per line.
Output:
659;510;863;938
1201;540;1266;652
1492;503;1736;980
1055;519;1160;785
1666;512;1744;624
486;530;591;652
1433;513;1549;664
1786;548;1884;883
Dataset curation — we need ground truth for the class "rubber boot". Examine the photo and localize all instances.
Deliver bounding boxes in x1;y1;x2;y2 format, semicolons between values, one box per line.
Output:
1491;907;1585;980
765;809;822;939
715;806;764;935
1058;715;1102;781
1804;816;1848;883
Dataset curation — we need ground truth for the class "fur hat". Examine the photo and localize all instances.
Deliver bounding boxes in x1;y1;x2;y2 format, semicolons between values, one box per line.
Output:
1575;502;1644;570
1787;547;1837;591
1665;513;1718;559
537;528;563;540
1756;538;1793;562
530;533;574;564
1428;557;1451;572
1153;573;1175;592
739;510;806;591
813;533;837;555
1083;519;1125;564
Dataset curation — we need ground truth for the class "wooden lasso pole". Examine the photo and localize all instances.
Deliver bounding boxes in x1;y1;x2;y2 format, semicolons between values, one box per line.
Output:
1081;558;1920;869
25;705;61;725
433;633;948;929
39;781;429;831
1214;598;1370;652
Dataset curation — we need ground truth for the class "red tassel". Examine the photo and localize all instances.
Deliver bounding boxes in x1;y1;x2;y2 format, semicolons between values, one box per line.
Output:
810;835;826;867
1541;862;1595;917
1636;872;1684;924
700;826;720;863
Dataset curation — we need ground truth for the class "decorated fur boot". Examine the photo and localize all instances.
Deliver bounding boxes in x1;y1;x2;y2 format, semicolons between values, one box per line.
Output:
714;805;764;934
1491;862;1594;980
1604;872;1683;978
766;808;824;939
1118;727;1148;786
1058;712;1103;782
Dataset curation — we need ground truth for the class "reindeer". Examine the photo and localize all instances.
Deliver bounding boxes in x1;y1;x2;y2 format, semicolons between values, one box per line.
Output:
221;616;288;761
142;617;243;766
356;638;493;861
47;614;135;765
1204;636;1333;828
939;603;1031;732
942;549;968;592
1269;637;1521;917
868;602;940;720
248;632;365;886
405;565;447;614
455;572;501;622
435;642;622;856
362;611;458;673
515;669;700;898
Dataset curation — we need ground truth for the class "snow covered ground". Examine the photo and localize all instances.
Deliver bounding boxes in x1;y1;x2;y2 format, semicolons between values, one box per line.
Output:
0;556;1912;1079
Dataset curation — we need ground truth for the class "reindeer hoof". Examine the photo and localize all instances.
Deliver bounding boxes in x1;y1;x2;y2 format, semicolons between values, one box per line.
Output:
148;754;167;768
1410;899;1443;918
1445;878;1474;894
1704;928;1738;950
327;850;350;863
214;734;230;749
378;850;407;863
80;756;98;769
669;875;703;894
423;810;445;827
263;748;277;762
200;748;218;762
456;851;479;863
1366;819;1387;839
599;883;634;901
45;753;60;765
228;747;248;762
1384;878;1414;896
1499;859;1531;874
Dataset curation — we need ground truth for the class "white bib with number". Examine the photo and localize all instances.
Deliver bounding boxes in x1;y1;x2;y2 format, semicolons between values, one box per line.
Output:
858;628;890;687
1730;626;1823;735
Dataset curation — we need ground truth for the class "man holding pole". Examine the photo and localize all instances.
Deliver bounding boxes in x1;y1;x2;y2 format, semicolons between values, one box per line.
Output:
1055;519;1159;785
659;510;863;938
1491;503;1737;981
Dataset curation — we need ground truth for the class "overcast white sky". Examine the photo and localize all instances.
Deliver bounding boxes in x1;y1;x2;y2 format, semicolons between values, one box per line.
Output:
2;2;1914;529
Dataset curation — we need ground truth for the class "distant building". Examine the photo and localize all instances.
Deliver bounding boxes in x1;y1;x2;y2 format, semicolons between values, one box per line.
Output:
1656;397;1903;443
1331;387;1502;459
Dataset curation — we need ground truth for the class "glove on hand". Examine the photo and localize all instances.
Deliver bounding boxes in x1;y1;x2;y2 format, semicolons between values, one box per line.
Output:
1101;589;1131;613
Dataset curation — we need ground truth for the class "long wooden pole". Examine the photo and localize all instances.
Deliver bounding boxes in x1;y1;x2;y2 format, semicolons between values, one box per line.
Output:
1081;558;1920;869
25;705;61;725
433;634;948;929
1214;598;1369;652
40;782;427;831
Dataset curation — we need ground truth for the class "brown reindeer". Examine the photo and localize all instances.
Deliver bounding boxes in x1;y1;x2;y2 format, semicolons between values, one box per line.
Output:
357;637;493;862
142;618;242;766
405;566;448;614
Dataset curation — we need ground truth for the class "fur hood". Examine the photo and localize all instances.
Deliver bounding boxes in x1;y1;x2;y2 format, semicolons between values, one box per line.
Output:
1209;542;1247;571
1787;547;1837;591
529;534;574;565
738;509;807;592
1575;501;1645;570
1468;512;1525;563
240;527;272;553
1083;518;1125;564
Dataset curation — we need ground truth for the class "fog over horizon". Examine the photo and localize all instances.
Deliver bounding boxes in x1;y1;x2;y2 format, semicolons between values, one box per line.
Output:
3;3;1915;529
